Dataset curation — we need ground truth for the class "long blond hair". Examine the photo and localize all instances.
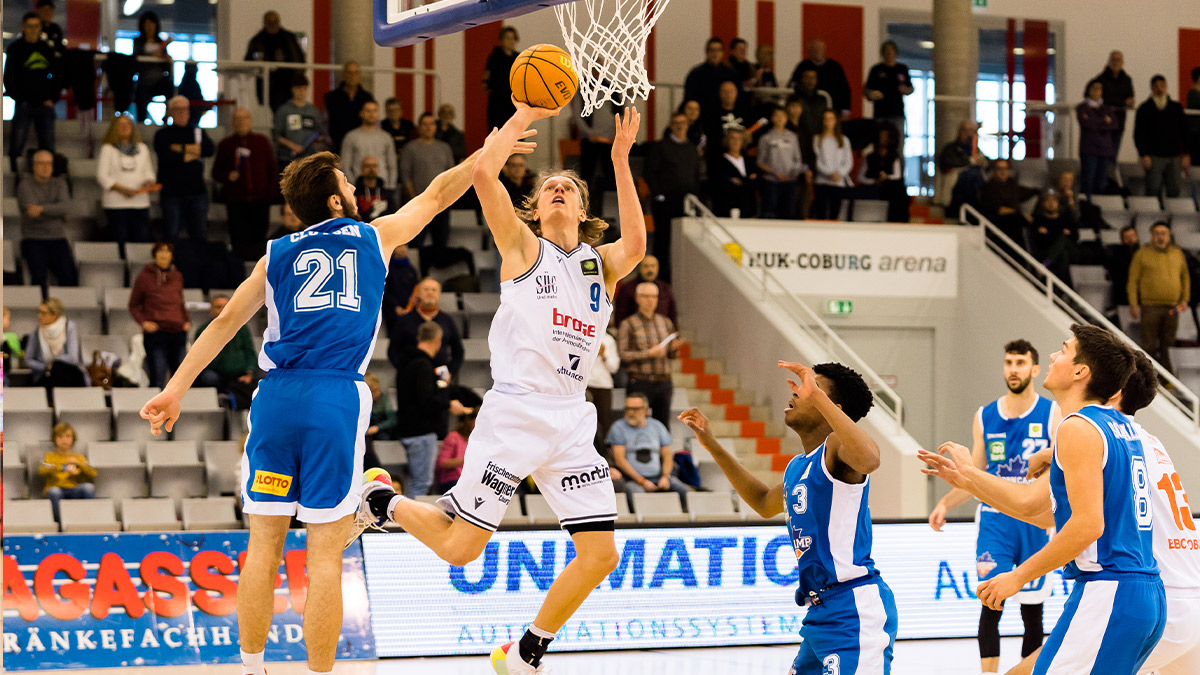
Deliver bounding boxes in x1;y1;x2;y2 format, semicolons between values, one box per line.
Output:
517;170;609;247
102;116;143;147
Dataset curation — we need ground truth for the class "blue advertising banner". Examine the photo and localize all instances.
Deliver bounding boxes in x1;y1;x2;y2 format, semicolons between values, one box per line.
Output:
2;532;375;670
363;523;1075;657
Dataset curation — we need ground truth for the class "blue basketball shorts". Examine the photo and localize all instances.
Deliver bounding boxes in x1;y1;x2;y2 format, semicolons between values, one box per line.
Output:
790;575;898;675
977;506;1053;602
1033;571;1166;675
242;369;370;523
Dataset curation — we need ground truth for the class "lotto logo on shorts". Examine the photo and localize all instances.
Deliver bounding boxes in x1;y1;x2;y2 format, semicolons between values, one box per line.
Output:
251;470;293;496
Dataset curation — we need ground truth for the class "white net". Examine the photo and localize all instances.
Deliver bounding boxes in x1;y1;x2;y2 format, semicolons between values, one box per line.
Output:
554;0;671;117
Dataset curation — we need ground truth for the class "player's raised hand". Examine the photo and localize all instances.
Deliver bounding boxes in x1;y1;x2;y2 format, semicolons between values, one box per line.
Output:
485;127;539;155
977;571;1022;611
1025;447;1053;479
778;361;819;400
511;96;562;121
140;390;182;436
611;106;641;160
918;443;974;489
677;407;713;440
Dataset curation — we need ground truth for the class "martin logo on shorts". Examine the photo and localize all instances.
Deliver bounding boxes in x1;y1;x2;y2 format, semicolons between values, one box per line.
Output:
481;461;519;504
535;273;558;299
251;470;292;496
560;464;611;491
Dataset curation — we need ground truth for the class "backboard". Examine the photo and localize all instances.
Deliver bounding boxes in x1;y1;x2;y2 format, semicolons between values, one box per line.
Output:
374;0;576;48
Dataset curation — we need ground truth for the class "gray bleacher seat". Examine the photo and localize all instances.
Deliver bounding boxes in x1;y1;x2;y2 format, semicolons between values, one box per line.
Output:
1166;196;1200;232
89;441;148;501
48;286;103;335
1165;197;1198;214
5;500;58;533
460;338;492;388
147;441;206;498
631;492;689;524
1088;195;1131;230
1175;232;1200;252
53;387;110;445
614;494;632;522
1126;196;1163;230
1098;229;1121;245
204;441;243;496
4;447;28;499
18;442;53;495
850;199;888;223
373;440;408;477
121;498;181;531
74;242;125;289
7;285;44;330
60;498;121;532
173;388;225;441
111;387;162;442
739;495;786;522
4;239;22;283
370;338;391;373
697;461;733;495
81;333;130;365
1171;346;1200;370
1116;305;1141;341
182;497;241;530
125;243;156;276
500;495;531;527
524;494;559;525
687;491;742;522
7;387;53;443
460;293;501;339
1069;265;1108;284
1177;309;1199;344
104;287;141;337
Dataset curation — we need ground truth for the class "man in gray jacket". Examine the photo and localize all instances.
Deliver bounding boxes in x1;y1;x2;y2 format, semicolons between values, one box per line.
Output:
341;100;397;186
18;149;77;288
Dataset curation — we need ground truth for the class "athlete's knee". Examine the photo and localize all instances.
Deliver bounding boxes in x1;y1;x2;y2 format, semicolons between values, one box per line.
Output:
441;544;486;568
576;543;620;576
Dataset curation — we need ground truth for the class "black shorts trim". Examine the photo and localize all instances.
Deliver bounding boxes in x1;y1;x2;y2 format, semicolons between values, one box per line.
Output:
446;493;500;532
564;519;616;534
559;513;618;526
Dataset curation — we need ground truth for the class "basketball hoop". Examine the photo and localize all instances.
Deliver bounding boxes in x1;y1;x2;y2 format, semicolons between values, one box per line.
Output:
554;0;671;116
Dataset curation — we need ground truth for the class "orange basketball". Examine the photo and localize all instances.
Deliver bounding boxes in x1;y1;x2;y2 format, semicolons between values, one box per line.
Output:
509;44;579;109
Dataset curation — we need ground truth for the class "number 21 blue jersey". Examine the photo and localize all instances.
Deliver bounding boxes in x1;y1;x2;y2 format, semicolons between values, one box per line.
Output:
259;218;387;374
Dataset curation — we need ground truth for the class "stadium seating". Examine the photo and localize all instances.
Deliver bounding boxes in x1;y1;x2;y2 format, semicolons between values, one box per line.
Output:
182;497;242;530
850;199;888;223
5;500;58;533
1088;195;1131;230
4;448;29;499
48;286;103;335
739;495;786;523
81;334;131;365
370;338;391;373
459;338;492;389
60;498;121;532
103;287;142;338
53;387;110;445
686;491;742;522
524;494;558;525
1166;197;1200;233
501;495;533;526
631;492;689;523
174;388;225;442
7;286;44;332
1070;265;1112;313
146;441;206;498
74;241;125;289
373;440;408;478
460;293;502;339
111;387;162;442
1178;309;1199;344
6;387;54;443
89;441;148;501
121;498;182;531
203;440;243;496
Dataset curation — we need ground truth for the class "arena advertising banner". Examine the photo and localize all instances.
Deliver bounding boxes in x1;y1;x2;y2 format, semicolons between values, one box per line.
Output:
721;223;960;298
363;523;1073;657
2;532;375;670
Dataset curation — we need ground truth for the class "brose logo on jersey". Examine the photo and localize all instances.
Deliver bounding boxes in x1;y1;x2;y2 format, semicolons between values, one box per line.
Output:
251;470;293;496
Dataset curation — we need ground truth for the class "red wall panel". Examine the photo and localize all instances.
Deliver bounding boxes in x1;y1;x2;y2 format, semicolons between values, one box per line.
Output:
464;24;499;150
1180;28;1200;101
801;3;864;119
394;46;415;117
711;0;739;49
756;1;776;51
313;0;333;111
425;40;437;114
1022;20;1049;158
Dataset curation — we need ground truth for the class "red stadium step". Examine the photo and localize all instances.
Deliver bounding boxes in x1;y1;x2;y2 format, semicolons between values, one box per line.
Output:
771;453;793;472
710;389;734;405
740;420;765;437
678;343;692;359
680;357;706;375
696;373;721;390
755;437;781;455
724;404;750;421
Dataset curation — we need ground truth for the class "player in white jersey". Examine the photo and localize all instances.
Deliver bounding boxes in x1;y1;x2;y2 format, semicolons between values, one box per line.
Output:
349;103;647;674
1001;352;1200;675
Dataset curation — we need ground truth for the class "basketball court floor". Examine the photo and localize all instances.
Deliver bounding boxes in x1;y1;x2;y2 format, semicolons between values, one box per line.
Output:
38;637;1027;674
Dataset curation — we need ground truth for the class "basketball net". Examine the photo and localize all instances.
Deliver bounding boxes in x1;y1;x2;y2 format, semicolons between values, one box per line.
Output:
555;0;671;116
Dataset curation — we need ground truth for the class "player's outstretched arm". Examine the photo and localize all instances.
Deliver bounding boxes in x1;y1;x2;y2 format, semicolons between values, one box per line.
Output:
598;108;647;296
976;417;1105;610
140;257;267;435
779;361;880;480
679;407;784;517
919;442;1054;528
929;414;987;530
373;130;537;253
473;100;559;274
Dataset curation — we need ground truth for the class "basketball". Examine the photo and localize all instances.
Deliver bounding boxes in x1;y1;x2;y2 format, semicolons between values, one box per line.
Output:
509;44;579;109
490;643;512;674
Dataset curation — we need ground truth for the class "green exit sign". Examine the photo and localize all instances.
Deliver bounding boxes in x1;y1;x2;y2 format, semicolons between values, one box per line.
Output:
825;300;853;315
973;0;987;6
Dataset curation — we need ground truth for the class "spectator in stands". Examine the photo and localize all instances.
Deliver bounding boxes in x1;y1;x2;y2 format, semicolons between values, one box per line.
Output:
401;113;456;249
572;91;619;218
980;158;1038;246
129;242;191;389
244;10;306;113
436;411;475;493
784;96;818;210
792;38;851;117
35;0;64;58
758;108;804;219
268;202;304;241
1030;191;1077;287
728;38;754;87
939;121;989;216
863;40;913;136
177;60;212;125
194;294;257;410
702;82;749;168
619;282;681;429
132;11;173;125
1134;75;1191;199
1096;50;1135;157
812;110;854;220
3;307;23;384
273;73;328;169
1077;79;1119;198
25;297;87;387
588;329;620;451
213;107;278;261
500;154;535;205
395;321;452;497
435;104;468;163
5;12;59;173
791;68;831;136
342;100;397;187
1105;225;1140;309
355;156;396;221
324;61;374;153
155;96;215;244
684;37;738;116
97;116;156;257
712;129;758;218
754;44;777;88
40;423;96;522
679;100;707;155
381;98;415;167
607;392;690;499
1055;170;1080;220
1188;67;1200;167
645;113;701;282
1128;222;1190;374
388;278;464;377
382;244;420;323
614;255;678;326
484;26;520;131
857;123;908;223
18;149;77;288
364;372;399;442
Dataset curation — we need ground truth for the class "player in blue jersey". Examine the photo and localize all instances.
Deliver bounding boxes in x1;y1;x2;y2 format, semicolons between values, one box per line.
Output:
679;361;897;675
928;339;1060;674
138;134;533;675
921;324;1166;675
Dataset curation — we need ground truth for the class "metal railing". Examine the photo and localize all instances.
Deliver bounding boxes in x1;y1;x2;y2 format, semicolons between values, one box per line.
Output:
682;195;906;430
958;203;1200;427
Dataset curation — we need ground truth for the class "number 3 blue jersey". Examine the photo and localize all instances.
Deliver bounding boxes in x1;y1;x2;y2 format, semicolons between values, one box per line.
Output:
259;218;387;374
979;395;1056;485
1050;404;1159;579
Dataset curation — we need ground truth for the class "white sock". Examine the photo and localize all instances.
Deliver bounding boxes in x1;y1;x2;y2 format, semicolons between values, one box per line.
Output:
307;670;331;675
387;494;407;521
240;650;264;675
528;624;556;639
